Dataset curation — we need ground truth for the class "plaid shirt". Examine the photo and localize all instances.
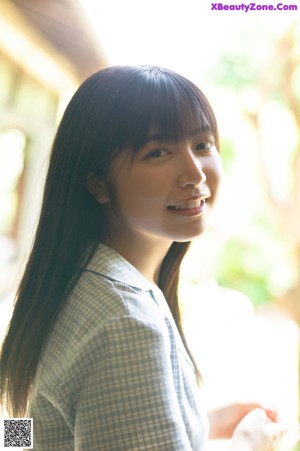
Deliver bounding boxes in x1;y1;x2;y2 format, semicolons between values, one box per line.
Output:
29;244;209;450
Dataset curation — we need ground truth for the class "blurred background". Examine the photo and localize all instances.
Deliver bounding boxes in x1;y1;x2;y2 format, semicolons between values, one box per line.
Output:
0;0;299;448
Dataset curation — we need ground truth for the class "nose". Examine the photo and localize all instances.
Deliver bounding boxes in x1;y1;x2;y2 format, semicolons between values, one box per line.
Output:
178;149;206;189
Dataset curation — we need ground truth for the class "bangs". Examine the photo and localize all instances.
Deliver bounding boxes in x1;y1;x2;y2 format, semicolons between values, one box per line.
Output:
110;66;219;155
69;66;220;177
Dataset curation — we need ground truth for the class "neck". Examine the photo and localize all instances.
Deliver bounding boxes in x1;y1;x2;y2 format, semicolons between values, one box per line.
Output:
102;234;172;285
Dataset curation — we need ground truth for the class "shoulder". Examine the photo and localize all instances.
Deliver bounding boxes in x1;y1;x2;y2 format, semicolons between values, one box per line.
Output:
69;264;161;326
40;260;168;370
66;242;160;324
35;273;171;401
36;244;171;386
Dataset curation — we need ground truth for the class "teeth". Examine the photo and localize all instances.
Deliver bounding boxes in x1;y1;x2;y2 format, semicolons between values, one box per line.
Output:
169;199;204;210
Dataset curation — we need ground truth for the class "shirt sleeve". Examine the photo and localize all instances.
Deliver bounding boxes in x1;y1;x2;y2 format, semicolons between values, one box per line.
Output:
68;314;194;450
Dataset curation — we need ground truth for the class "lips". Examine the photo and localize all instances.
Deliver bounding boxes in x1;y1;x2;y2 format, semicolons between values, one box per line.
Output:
168;198;205;211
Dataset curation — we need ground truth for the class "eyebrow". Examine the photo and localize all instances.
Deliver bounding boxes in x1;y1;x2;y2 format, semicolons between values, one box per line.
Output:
144;125;212;144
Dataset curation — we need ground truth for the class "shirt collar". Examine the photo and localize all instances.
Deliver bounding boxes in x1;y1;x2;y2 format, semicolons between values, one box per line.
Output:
84;243;155;292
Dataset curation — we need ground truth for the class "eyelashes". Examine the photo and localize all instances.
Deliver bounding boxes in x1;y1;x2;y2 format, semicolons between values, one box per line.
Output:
195;140;215;152
141;135;217;160
146;149;170;158
146;142;216;159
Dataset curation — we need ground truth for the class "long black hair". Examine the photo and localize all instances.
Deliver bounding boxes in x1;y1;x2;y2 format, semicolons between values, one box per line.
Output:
0;65;219;416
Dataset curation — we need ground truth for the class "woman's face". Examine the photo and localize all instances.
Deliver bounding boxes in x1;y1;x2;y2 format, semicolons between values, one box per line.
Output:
102;124;223;246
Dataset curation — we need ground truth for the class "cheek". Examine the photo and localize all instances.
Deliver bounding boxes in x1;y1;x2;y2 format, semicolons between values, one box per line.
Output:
113;175;161;214
120;170;164;197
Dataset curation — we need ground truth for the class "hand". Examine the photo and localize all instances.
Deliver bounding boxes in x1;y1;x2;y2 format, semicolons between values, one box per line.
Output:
208;402;279;439
230;408;288;451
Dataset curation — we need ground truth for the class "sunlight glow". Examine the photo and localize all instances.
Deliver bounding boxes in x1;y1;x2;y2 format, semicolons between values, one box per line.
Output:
80;0;297;83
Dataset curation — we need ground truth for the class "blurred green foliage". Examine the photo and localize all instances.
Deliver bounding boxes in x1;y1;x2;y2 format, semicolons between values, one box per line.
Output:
219;137;236;172
204;21;300;307
214;238;271;306
213;215;295;306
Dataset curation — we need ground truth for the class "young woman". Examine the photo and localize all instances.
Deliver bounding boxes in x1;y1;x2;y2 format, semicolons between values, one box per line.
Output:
0;66;286;450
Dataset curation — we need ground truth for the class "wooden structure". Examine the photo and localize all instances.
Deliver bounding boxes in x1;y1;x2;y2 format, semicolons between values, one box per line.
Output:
0;0;108;296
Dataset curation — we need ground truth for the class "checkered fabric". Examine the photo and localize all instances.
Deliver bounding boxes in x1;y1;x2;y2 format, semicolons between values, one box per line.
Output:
29;244;209;450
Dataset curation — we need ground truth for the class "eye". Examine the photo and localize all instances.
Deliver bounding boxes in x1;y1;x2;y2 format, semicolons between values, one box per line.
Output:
195;141;214;152
145;148;170;158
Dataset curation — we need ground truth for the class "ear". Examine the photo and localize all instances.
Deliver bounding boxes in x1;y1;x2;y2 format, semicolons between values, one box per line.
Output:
86;173;109;204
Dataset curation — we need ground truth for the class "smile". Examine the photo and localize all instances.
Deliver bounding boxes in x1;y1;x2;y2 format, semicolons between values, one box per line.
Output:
167;198;207;216
168;198;204;211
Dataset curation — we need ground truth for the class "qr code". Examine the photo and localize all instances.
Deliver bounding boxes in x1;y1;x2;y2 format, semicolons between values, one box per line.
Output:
3;419;33;449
